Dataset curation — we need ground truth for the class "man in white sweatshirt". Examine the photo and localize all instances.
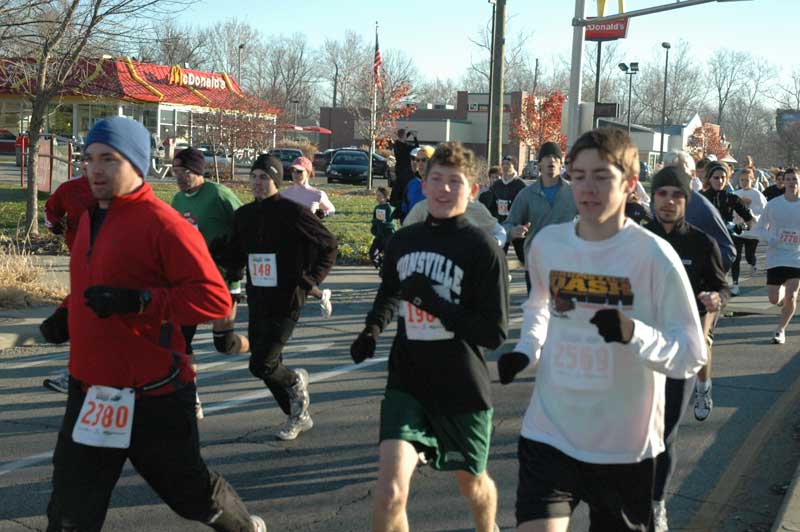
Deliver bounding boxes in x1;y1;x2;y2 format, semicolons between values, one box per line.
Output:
498;128;707;532
755;167;800;344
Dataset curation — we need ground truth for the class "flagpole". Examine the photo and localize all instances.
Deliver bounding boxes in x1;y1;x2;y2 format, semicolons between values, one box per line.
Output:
368;21;378;191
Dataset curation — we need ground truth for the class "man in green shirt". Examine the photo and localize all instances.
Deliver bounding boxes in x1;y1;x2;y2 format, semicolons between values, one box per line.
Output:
171;147;248;418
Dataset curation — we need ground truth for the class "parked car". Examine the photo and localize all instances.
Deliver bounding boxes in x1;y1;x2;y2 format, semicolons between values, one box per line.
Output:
197;144;232;175
521;160;539;180
326;149;371;184
268;148;304;180
313;149;337;172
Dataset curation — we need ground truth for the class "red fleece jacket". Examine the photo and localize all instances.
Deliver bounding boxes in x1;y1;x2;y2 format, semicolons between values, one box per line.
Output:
68;182;231;393
44;176;96;251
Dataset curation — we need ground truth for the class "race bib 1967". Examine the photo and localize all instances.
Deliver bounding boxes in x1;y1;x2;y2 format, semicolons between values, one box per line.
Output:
497;200;509;216
248;253;277;287
72;386;135;449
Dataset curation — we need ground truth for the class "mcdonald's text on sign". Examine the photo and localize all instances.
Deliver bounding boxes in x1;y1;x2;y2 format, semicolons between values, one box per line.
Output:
585;17;630;42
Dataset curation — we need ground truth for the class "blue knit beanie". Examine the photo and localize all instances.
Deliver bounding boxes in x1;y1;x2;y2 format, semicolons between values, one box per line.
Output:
85;116;151;177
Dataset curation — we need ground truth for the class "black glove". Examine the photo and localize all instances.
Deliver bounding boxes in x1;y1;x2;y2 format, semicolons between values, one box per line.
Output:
400;273;444;315
590;308;630;344
222;266;245;283
314;208;325;219
208;236;229;264
84;286;146;319
49;217;67;236
350;325;380;364
734;223;745;235
497;351;529;384
40;306;69;344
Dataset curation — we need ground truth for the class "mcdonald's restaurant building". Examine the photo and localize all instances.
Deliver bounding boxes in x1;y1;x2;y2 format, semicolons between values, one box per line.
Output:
0;57;278;147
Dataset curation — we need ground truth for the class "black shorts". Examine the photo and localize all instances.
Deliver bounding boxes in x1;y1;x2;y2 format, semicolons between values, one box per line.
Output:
767;267;800;287
516;438;654;531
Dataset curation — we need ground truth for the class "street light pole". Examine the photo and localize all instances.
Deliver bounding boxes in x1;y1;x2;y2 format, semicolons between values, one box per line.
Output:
618;62;638;135
659;42;671;164
488;0;506;166
237;43;244;84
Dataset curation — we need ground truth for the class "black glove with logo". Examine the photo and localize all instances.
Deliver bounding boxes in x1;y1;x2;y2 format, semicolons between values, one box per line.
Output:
497;351;529;384
590;308;630;344
400;273;445;315
84;286;147;319
40;306;69;344
350;325;380;364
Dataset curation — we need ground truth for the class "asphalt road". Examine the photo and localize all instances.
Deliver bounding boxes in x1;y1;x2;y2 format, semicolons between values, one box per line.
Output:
1;262;800;531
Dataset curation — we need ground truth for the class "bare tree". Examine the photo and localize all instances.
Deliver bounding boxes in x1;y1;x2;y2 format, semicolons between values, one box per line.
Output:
415;77;459;105
462;16;537;92
137;18;208;70
707;49;751;127
0;0;187;234
320;31;367;108
201;19;261;87
723;57;777;161
770;67;800;111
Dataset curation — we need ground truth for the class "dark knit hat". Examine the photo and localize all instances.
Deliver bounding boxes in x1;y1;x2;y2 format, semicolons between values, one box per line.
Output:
652;166;692;200
538;141;563;161
251;154;282;180
85;116;150;177
174;147;206;176
706;162;729;179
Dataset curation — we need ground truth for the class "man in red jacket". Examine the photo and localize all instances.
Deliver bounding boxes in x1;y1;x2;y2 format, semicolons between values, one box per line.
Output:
45;117;266;532
40;162;96;394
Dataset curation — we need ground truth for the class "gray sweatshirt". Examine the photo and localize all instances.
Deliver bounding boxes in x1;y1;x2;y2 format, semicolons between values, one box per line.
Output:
504;178;578;260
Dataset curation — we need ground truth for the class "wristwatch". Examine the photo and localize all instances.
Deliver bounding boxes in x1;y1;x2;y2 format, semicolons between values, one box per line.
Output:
138;290;152;314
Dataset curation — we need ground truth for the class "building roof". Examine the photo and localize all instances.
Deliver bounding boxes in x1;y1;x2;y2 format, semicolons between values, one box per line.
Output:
598;118;655;133
0;57;279;115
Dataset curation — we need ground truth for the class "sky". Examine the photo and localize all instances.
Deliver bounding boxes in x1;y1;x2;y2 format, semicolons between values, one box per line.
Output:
192;0;796;84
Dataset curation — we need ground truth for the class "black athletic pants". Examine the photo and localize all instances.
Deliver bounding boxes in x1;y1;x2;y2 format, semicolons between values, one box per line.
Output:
248;315;299;415
653;376;696;502
732;236;758;284
46;378;253;532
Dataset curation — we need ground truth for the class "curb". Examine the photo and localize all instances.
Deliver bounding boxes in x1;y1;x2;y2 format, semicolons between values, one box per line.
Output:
773;462;800;532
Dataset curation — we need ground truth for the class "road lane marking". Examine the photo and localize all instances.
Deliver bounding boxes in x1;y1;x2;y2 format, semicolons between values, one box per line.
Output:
0;354;387;477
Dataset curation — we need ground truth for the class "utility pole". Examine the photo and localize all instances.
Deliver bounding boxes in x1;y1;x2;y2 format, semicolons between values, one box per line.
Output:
488;0;506;167
567;0;587;150
593;41;602;128
486;0;496;162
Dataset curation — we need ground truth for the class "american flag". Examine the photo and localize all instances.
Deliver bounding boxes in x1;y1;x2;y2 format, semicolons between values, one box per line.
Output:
373;30;383;90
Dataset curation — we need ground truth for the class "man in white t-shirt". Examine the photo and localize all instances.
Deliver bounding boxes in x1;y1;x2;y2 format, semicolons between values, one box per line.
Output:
498;128;706;531
755;167;800;344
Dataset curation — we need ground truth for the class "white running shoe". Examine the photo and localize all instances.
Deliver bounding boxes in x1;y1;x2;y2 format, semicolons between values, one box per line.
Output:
319;288;333;319
730;283;740;296
694;387;712;421
43;372;69;394
653;500;668;532
772;329;786;345
276;411;313;441
195;391;204;420
250;515;267;532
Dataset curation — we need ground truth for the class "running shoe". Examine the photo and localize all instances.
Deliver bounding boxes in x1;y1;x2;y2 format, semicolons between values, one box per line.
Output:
276;411;313;441
319;288;333;319
751;263;759;275
250;515;267;532
288;368;310;417
195;391;204;420
43;372;69;394
772;329;786;345
730;283;739;296
653;500;668;532
694;387;712;421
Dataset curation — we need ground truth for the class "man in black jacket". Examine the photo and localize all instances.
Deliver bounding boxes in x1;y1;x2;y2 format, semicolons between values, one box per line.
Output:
389;128;419;216
213;155;338;441
350;142;508;532
644;166;730;532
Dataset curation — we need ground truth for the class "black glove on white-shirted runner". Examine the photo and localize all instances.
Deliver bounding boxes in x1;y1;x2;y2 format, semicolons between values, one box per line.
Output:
497;351;529;384
590;308;629;344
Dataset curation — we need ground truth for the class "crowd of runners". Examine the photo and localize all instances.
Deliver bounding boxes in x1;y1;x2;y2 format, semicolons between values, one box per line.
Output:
37;115;800;531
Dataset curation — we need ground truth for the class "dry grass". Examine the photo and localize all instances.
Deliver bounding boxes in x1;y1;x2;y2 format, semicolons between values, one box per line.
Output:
0;233;66;309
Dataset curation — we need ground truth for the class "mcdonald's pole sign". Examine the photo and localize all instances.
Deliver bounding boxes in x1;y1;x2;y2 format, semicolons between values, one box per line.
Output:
587;0;629;41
